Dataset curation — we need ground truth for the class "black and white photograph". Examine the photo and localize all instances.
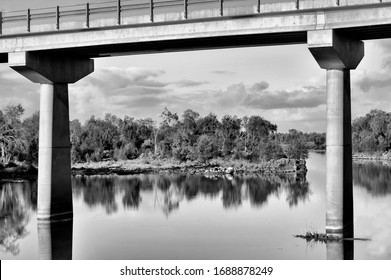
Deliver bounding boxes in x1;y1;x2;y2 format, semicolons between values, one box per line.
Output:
1;0;391;275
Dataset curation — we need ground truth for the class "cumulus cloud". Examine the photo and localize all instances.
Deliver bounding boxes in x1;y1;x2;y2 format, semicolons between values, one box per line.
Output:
243;85;325;110
175;80;209;88
82;67;167;90
197;80;325;110
377;39;391;52
0;68;40;116
356;39;391;93
0;64;328;131
248;81;270;92
358;73;391;93
211;70;236;75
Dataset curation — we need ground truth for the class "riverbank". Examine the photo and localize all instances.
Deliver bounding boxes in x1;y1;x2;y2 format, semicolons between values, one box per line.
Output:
353;151;391;161
0;157;307;179
0;162;38;180
72;157;307;176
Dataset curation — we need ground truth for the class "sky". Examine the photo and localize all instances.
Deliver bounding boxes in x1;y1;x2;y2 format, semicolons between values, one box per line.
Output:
1;0;391;133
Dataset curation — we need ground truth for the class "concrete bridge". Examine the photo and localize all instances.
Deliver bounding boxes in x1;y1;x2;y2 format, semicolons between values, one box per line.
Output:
1;0;391;240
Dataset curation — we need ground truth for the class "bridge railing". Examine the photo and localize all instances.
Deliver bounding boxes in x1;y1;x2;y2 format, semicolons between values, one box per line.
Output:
0;0;386;35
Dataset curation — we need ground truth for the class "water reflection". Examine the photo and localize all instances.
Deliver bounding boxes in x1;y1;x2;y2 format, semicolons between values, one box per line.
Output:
73;174;311;215
38;220;73;260
353;162;391;196
326;240;354;260
0;182;36;255
123;178;142;210
2;153;391;259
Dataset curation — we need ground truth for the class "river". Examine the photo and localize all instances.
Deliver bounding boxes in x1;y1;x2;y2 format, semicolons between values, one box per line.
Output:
1;152;390;259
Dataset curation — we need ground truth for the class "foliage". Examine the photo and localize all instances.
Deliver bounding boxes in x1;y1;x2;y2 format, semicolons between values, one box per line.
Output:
0;104;27;164
1;104;315;165
352;109;391;153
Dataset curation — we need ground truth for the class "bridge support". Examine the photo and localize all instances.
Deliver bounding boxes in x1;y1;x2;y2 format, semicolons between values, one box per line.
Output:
308;30;364;238
9;52;94;221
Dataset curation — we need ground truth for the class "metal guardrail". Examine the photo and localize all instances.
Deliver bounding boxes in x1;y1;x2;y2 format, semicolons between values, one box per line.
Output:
0;0;385;35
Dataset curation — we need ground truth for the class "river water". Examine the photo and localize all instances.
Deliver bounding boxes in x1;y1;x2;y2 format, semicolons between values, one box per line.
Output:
1;152;390;259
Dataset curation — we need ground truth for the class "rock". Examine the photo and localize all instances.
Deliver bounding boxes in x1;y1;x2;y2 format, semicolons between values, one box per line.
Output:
225;167;234;174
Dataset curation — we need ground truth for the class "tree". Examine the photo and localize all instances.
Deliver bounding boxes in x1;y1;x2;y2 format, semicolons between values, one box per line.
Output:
0;104;26;164
78;116;120;162
196;134;220;162
196;113;220;136
220;115;241;156
22;112;39;165
160;107;179;128
70;119;83;163
352;110;391;153
282;129;309;159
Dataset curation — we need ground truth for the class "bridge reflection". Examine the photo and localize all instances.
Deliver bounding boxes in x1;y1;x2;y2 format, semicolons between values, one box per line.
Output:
327;239;354;260
38;219;73;260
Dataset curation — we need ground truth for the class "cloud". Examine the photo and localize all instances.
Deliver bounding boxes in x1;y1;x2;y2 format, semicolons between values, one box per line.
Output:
248;81;270;92
111;95;167;108
377;39;391;52
0;64;328;132
80;67;167;92
179;81;326;114
358;74;391;93
244;85;326;110
0;67;40;117
211;70;236;75
175;80;209;88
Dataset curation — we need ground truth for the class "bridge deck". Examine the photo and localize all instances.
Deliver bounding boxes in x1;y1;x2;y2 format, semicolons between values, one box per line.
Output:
1;0;391;61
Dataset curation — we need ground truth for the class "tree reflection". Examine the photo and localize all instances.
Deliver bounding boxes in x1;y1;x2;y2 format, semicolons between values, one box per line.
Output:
247;177;280;207
154;176;184;217
76;176;118;214
0;182;36;255
122;178;141;209
220;177;243;209
71;172;311;215
285;177;310;207
353;163;391;196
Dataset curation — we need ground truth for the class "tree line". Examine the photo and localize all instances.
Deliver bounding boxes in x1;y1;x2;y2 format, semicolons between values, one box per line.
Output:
1;104;327;166
352;109;391;154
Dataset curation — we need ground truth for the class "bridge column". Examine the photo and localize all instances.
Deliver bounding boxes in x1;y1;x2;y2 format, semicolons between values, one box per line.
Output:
8;52;94;221
308;30;364;238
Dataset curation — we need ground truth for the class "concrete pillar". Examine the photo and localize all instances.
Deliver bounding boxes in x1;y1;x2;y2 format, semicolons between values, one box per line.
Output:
308;30;364;238
325;69;354;236
9;52;94;221
38;220;73;260
38;84;73;220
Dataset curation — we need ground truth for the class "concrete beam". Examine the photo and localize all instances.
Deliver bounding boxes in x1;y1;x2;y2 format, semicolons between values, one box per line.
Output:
8;52;93;84
1;3;391;58
308;29;364;69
